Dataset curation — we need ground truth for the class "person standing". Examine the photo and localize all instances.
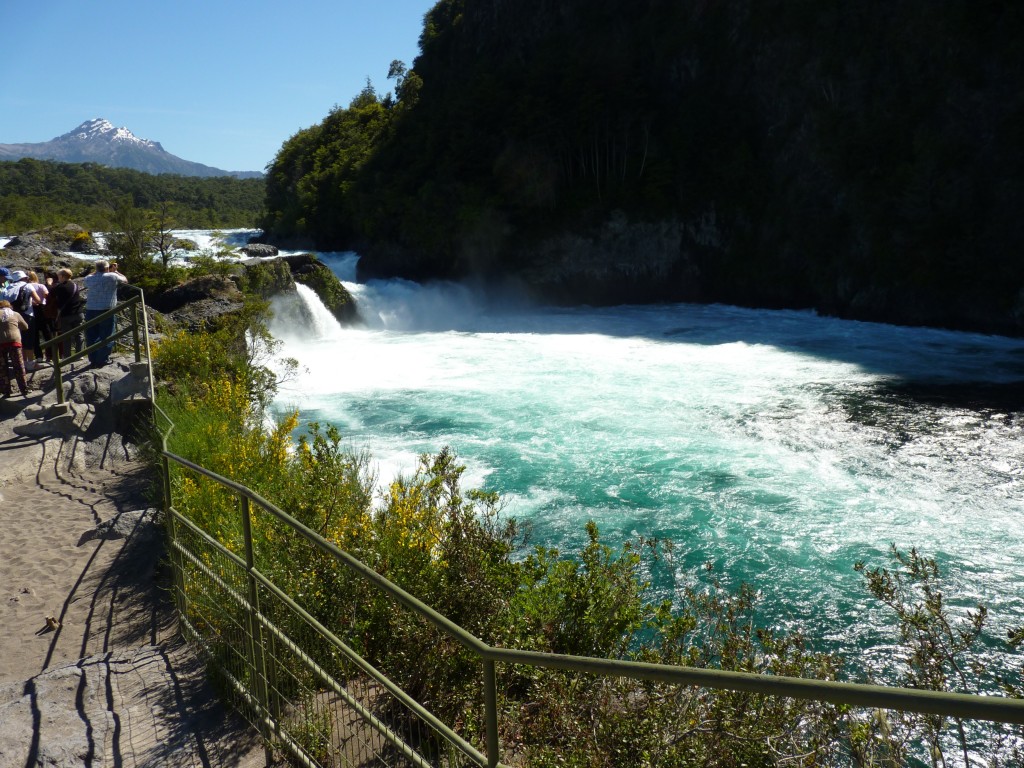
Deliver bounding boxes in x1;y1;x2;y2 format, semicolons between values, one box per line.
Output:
82;260;128;367
40;271;60;361
0;299;30;398
4;270;40;371
51;268;85;358
23;271;49;369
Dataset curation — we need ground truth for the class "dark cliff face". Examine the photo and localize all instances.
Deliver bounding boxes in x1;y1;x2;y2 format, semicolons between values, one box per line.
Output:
273;0;1024;336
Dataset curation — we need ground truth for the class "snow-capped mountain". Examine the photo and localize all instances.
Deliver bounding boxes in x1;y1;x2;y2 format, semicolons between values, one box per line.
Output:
63;118;160;149
0;119;262;178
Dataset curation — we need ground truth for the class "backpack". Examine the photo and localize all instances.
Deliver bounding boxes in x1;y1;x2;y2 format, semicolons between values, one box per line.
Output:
12;285;32;315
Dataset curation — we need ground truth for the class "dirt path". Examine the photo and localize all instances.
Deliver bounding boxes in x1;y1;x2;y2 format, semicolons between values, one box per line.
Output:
0;360;269;767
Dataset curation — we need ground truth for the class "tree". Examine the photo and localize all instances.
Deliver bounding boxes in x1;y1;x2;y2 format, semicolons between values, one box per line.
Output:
105;201;151;276
149;200;177;269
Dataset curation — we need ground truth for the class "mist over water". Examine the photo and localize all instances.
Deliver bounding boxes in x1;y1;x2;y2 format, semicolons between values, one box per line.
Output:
269;259;1024;660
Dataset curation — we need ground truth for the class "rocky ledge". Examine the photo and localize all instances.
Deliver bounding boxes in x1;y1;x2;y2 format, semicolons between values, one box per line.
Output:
1;224;102;274
2;226;359;331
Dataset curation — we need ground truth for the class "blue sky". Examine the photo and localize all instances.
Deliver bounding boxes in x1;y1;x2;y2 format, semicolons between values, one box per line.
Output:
1;0;438;172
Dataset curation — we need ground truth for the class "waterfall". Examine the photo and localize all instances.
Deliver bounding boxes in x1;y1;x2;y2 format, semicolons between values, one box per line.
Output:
269;284;345;342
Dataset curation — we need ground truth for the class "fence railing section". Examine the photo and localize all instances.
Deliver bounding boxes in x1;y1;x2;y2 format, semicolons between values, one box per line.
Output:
156;444;1024;768
42;286;153;405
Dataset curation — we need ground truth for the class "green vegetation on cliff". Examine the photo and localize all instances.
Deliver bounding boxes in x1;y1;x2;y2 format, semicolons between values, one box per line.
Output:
261;0;1024;334
0;157;265;233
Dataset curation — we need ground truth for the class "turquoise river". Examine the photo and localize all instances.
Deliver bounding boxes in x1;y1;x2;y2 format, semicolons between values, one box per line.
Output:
265;249;1024;679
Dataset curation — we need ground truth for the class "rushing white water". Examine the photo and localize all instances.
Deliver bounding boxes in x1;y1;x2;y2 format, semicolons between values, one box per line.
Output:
167;227;256;253
268;257;1024;665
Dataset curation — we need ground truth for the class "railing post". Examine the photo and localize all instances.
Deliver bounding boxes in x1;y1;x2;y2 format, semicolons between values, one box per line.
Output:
53;347;65;406
162;456;187;619
484;659;500;768
131;301;141;363
138;290;156;402
241;494;275;767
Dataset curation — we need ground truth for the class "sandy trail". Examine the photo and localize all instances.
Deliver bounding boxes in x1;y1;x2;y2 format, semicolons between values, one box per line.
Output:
0;362;268;767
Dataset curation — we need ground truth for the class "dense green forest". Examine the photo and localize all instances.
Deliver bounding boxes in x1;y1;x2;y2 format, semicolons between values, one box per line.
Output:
262;0;1024;335
0;158;265;233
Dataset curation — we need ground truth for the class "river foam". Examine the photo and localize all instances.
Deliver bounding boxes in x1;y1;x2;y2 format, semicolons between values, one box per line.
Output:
267;256;1024;666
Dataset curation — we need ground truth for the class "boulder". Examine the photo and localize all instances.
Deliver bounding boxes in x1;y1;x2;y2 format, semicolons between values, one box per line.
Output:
239;243;278;258
148;274;243;314
148;275;246;332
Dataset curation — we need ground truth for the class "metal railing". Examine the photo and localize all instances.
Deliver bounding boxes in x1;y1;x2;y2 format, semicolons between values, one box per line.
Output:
42;286;153;405
154;437;1024;767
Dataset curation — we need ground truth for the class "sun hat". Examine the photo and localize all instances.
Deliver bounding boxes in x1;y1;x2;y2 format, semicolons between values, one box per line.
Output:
9;270;28;281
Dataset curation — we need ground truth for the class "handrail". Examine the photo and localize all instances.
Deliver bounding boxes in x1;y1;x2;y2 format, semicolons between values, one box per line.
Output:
41;286;150;405
165;449;491;654
160;447;1024;733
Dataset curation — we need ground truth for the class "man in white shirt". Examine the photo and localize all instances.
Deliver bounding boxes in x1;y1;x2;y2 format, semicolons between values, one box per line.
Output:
83;260;128;367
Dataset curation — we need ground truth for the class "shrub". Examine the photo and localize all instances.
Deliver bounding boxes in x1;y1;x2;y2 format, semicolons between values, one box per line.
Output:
70;230;96;252
854;547;1024;766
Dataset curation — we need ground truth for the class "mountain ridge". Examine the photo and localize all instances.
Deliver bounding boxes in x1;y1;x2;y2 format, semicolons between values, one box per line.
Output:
0;118;262;179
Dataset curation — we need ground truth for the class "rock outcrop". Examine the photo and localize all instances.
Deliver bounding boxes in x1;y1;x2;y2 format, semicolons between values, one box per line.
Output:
243;253;359;325
1;225;99;273
239;243;278;258
521;212;706;306
147;274;246;332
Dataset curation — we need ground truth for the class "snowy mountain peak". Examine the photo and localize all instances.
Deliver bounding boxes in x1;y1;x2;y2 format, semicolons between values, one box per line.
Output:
0;119;263;178
63;118;156;149
80;117;115;135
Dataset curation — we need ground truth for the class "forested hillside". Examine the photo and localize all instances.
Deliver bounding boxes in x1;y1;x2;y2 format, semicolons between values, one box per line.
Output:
0;158;265;233
262;0;1024;335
